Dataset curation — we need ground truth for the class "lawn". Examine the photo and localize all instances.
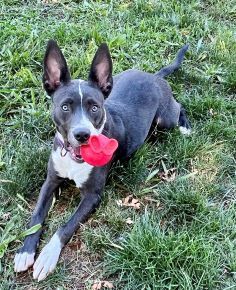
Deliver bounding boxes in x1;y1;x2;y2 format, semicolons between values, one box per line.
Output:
0;0;236;289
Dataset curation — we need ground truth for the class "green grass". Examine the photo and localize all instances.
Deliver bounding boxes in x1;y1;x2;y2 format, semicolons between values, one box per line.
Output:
106;212;222;289
0;0;236;289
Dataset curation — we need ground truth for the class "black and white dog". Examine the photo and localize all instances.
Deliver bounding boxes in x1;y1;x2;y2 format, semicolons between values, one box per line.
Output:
14;41;190;281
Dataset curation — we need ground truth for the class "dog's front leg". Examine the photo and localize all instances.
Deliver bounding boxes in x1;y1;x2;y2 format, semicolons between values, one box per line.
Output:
14;159;62;273
32;188;102;281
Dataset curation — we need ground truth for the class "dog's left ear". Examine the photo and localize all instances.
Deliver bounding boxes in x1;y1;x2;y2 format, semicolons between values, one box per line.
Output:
88;43;113;97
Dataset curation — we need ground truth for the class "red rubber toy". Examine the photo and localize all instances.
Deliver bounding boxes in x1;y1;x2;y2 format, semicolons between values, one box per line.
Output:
81;134;118;167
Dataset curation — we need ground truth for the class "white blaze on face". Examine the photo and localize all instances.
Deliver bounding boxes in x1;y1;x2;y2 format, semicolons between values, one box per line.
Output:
78;79;85;115
78;79;105;134
68;80;107;147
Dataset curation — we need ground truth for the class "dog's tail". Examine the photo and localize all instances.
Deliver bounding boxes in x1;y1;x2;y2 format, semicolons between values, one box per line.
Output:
155;44;189;78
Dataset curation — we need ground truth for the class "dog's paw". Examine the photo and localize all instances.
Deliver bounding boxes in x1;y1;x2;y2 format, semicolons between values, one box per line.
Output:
14;252;35;272
33;233;62;281
179;126;191;136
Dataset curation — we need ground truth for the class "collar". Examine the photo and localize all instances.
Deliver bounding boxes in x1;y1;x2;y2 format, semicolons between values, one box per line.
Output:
55;133;84;163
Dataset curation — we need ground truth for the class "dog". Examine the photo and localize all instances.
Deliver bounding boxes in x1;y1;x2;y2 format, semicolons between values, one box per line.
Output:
14;40;190;281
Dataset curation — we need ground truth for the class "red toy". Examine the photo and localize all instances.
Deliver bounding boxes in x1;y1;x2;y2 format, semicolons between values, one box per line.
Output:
80;134;118;167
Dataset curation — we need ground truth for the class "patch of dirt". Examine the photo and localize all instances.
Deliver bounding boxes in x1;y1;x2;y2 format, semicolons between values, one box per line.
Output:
13;233;103;289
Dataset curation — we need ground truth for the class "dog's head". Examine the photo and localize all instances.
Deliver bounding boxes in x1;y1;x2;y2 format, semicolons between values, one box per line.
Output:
43;40;113;149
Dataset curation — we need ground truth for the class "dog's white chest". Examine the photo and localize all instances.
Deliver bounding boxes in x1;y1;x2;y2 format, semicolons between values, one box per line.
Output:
52;148;93;187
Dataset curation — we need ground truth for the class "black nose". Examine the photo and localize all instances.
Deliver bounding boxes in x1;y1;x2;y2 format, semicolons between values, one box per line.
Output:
73;128;91;143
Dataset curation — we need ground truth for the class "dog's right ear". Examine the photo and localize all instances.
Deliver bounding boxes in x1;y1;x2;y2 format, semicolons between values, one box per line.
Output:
43;40;71;96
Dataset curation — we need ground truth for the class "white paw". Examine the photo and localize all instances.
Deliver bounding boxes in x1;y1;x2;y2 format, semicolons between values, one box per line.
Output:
179;126;191;136
33;233;62;281
14;252;35;272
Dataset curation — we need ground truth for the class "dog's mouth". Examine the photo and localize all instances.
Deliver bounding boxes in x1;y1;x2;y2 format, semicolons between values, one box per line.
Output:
56;134;88;163
66;142;85;163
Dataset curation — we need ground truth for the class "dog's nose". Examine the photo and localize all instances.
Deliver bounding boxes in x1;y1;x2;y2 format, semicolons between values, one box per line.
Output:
73;128;91;143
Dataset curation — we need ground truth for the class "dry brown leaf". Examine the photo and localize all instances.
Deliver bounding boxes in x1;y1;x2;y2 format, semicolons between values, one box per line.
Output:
92;282;102;290
158;168;176;182
129;198;141;209
160;219;166;228
2;212;11;221
116;195;141;209
103;281;114;288
126;217;134;224
123;195;132;205
92;281;114;289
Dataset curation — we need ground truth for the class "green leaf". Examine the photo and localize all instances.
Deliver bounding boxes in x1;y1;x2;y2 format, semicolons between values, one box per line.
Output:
145;168;159;183
0;224;41;259
19;224;42;238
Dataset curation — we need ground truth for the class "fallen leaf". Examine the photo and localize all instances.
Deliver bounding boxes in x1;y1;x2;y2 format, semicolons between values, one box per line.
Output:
123;195;132;205
145;168;159;183
158;167;176;182
92;281;114;289
92;282;102;290
160;219;166;228
103;281;114;288
2;212;11;221
126;217;134;224
129;198;140;209
122;195;141;209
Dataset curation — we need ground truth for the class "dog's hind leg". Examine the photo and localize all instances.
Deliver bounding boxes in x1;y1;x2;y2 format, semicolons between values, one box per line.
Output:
14;159;62;273
154;97;181;130
178;105;191;135
154;100;191;135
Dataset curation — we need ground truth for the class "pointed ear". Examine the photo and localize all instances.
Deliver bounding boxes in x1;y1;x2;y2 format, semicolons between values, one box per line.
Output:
88;43;113;97
43;40;71;96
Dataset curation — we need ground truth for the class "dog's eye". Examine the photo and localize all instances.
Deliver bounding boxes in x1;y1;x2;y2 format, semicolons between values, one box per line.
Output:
91;105;98;112
61;104;69;111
